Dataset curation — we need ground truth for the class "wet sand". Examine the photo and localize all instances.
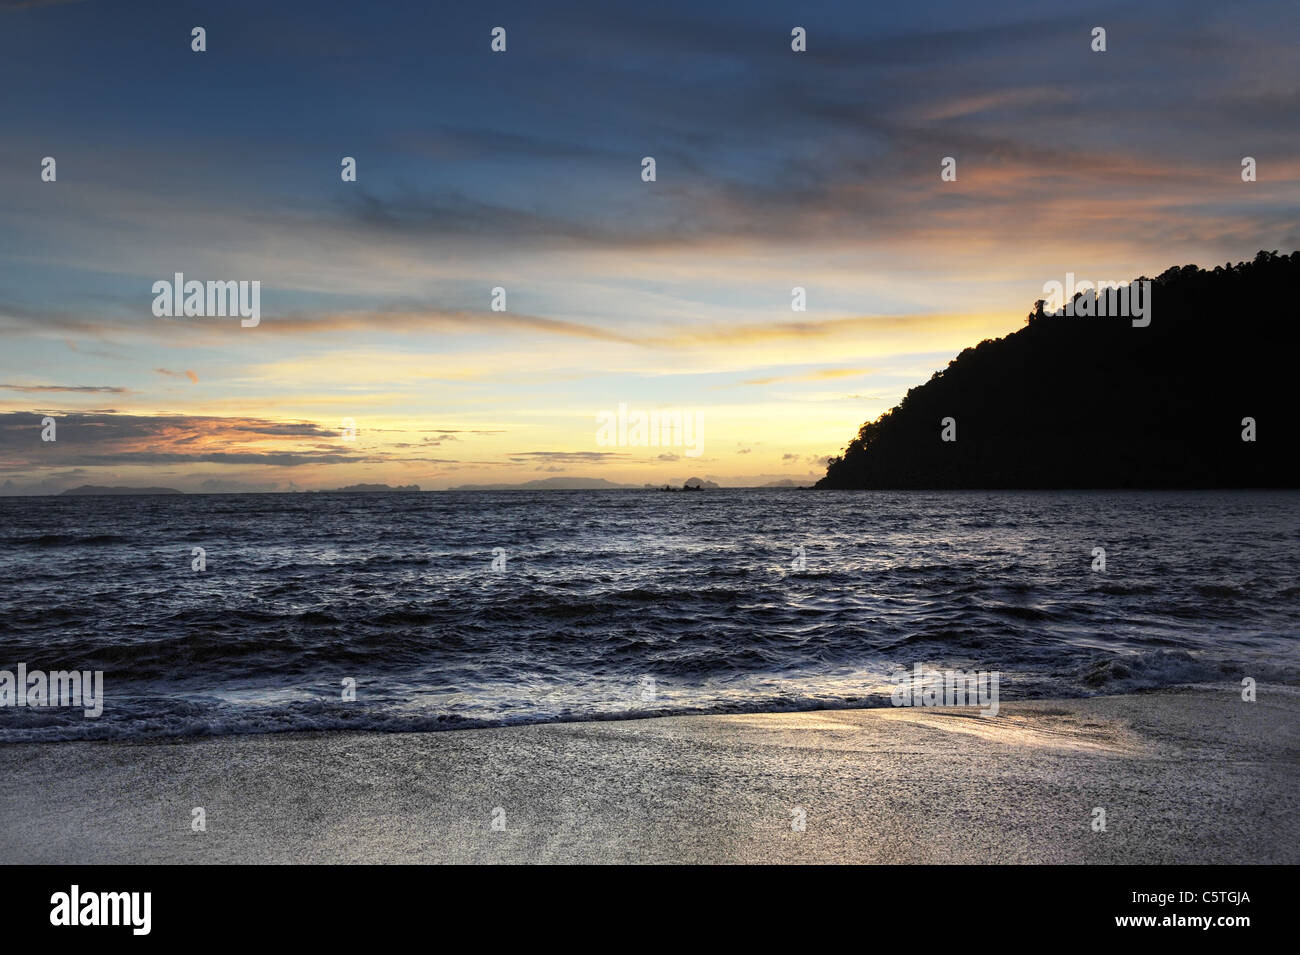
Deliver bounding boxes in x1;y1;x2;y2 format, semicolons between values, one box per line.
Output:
1;686;1296;864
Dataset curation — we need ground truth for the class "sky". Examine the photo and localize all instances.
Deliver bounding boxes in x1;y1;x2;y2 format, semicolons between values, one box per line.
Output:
1;0;1297;492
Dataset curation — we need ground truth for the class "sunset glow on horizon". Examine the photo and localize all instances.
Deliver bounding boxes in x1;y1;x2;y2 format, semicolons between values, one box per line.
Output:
3;0;1297;492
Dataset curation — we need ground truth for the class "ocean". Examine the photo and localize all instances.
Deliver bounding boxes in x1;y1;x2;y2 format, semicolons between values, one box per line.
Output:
1;489;1297;742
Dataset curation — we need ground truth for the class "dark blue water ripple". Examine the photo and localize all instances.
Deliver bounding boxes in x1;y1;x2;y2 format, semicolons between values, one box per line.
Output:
1;489;1297;741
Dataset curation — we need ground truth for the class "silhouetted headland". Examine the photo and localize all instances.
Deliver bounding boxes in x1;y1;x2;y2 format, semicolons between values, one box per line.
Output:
817;251;1299;489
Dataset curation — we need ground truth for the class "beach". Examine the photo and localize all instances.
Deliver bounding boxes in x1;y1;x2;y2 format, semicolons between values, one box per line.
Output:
2;686;1295;864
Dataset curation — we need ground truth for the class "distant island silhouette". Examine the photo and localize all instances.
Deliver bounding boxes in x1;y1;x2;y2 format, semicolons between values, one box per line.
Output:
328;483;421;493
659;477;722;491
817;251;1299;489
60;485;183;496
449;477;639;491
51;484;424;496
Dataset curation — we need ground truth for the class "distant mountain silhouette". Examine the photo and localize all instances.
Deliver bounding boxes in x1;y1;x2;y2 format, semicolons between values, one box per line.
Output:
448;477;639;490
817;251;1299;489
60;485;182;496
328;483;421;493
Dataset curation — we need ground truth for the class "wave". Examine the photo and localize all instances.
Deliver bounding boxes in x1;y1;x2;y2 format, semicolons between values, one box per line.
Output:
9;533;130;547
2;489;1298;743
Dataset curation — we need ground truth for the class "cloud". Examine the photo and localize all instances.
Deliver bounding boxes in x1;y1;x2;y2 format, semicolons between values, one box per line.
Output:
507;451;628;462
738;367;876;386
0;299;642;346
0;383;130;394
261;307;642;343
0;411;355;473
1;0;1295;492
1;0;88;10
